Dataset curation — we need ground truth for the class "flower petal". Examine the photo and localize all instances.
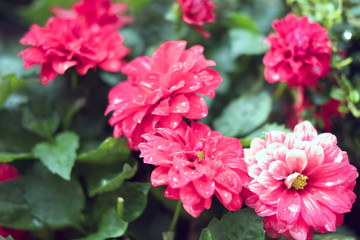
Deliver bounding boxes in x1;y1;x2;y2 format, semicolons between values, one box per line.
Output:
169;94;190;114
310;187;356;214
277;189;301;224
303;144;324;175
286;149;308;173
193;176;215;199
268;160;290;179
300;191;326;228
150;167;170;186
185;94;208;119
309;162;352;187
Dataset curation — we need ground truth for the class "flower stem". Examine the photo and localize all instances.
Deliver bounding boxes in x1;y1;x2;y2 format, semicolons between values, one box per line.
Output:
71;70;78;90
273;82;287;100
168;200;182;232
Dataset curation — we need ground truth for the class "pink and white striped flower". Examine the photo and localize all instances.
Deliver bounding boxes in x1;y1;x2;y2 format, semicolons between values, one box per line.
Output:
243;121;358;240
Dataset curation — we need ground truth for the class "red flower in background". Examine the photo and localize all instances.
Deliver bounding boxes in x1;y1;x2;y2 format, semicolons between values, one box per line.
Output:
139;121;249;217
19;0;130;84
177;0;216;38
52;0;132;29
243;121;358;240
105;40;222;150
263;13;332;88
315;99;344;131
0;164;29;240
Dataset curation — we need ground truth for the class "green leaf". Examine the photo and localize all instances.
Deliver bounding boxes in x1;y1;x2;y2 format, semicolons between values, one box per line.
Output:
243;123;289;140
0;152;33;163
0;74;26;110
0;236;14;240
121;0;152;12
199;208;265;240
214;91;272;137
33;131;79;180
312;234;357;240
330;88;346;101
0;178;42;230
229;29;268;58
0;55;32;78
24;163;85;227
0;111;42;152
85;160;138;197
208;45;237;73
79;209;128;240
313;92;330;105
77;137;130;164
226;12;259;33
17;0;76;24
22;107;60;140
122;28;146;58
120;182;150;222
95;182;151;222
350;89;360;103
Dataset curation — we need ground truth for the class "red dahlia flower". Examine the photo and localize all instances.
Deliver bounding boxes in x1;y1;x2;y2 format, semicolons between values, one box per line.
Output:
105;40;222;150
177;0;216;38
263;13;332;87
243;121;358;240
0;164;29;240
52;0;132;30
139;121;249;217
19;0;131;85
19;17;129;84
315;99;344;131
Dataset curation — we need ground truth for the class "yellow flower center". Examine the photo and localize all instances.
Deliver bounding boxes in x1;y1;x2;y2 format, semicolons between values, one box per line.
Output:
292;174;308;190
197;151;204;162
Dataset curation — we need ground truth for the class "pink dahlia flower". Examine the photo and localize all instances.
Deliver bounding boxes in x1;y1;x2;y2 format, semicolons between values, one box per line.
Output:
52;0;132;30
177;0;216;38
263;13;332;87
105;40;222;150
139;121;249;217
243;121;358;240
0;164;29;240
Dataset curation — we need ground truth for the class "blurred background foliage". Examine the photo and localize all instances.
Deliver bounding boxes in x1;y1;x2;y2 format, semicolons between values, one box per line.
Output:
0;0;359;239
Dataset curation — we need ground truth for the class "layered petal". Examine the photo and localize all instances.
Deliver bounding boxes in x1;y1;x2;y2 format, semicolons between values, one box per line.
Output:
244;121;358;240
139;121;248;217
263;13;332;87
106;40;222;150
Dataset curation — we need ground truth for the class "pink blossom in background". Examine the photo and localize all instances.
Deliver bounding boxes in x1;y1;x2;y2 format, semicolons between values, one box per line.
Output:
0;164;29;240
177;0;216;38
18;0;131;84
139;121;249;217
52;0;132;29
263;13;332;87
105;40;222;150
243;121;358;240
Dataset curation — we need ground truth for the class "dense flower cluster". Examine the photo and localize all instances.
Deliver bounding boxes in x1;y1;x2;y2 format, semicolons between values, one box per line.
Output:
14;0;359;238
19;0;130;84
139;121;249;217
263;13;332;87
0;164;29;240
243;121;358;240
106;40;222;150
177;0;216;38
